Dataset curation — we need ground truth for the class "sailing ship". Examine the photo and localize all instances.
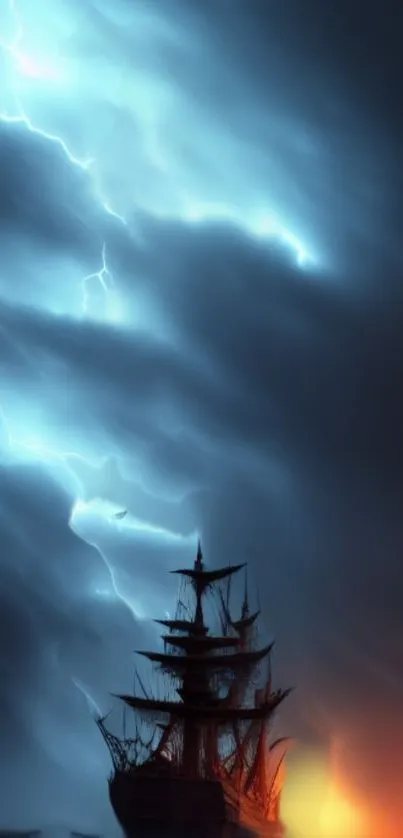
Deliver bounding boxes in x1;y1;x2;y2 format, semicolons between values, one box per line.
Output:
97;542;293;838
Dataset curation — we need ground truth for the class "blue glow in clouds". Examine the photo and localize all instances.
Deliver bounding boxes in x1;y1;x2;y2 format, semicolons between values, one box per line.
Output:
0;0;313;567
2;4;402;833
0;398;197;621
0;0;312;268
81;243;125;324
72;677;104;719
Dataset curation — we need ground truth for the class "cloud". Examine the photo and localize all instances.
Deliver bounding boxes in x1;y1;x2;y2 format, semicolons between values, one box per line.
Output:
0;1;402;836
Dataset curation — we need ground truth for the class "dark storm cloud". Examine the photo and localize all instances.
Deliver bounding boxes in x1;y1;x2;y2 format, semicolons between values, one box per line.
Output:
0;127;96;248
0;462;155;830
117;214;403;478
179;0;403;282
0;125;125;320
0;0;403;835
2;191;403;826
2;175;403;833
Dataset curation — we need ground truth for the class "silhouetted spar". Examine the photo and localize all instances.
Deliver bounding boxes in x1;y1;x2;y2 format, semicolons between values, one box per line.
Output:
96;540;293;838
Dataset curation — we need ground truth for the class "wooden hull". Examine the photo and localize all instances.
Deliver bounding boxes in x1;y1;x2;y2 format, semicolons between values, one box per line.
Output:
109;772;284;838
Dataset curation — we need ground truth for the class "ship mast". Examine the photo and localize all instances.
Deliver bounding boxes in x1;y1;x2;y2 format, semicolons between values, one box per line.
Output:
117;542;290;782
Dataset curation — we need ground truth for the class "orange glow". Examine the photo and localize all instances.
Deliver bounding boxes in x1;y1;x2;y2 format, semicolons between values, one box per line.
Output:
281;746;369;838
318;784;366;837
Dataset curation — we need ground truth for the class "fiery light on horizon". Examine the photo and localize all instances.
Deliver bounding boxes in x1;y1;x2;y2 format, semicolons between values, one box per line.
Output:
282;746;369;838
318;784;367;838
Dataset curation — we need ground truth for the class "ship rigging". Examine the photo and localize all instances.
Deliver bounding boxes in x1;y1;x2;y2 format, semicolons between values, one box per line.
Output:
97;541;293;838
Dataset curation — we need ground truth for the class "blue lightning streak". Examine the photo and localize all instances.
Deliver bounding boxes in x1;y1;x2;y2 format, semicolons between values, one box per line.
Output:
0;3;312;621
71;497;197;543
0;98;126;235
70;499;147;621
0;0;313;272
0;0;127;321
0;406;89;495
72;677;105;719
0;112;93;170
82;242;109;315
81;242;123;323
181;201;309;266
0;0;126;222
0;406;142;618
0;405;195;622
72;497;198;621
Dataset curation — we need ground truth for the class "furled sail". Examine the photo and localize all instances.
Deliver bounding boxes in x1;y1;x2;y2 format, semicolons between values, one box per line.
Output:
116;690;291;721
97;540;292;835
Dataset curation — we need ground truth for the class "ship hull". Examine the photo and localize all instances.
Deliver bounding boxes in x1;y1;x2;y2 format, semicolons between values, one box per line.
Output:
109;773;284;838
109;773;226;838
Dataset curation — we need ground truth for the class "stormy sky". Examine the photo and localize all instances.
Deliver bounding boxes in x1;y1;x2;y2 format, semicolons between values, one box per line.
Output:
0;1;402;836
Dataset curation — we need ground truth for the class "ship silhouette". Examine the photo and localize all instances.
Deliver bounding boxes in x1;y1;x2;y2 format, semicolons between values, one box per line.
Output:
97;542;293;838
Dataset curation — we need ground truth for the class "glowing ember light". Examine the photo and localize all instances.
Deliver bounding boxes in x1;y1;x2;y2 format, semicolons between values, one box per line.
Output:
318;784;367;838
281;747;369;838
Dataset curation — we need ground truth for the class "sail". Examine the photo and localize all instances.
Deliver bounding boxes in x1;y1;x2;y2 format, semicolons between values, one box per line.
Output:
242;729;293;815
243;721;266;796
265;738;293;820
218;572;260;639
223;718;259;788
153;719;174;759
231;610;260;632
162;634;240;652
171;564;245;586
135;643;274;674
171;539;245;589
155;618;207;634
98;539;292;834
117;690;291;721
71;833;101;838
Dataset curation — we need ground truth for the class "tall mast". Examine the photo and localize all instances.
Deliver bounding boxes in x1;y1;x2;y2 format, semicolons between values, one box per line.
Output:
192;540;206;633
168;540;244;777
111;541;290;786
242;566;249;618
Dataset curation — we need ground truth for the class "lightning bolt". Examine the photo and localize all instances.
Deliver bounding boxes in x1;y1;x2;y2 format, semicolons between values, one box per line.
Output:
0;405;108;496
0;0;313;273
0;1;127;224
82;242;109;316
0;405;196;623
71;497;198;622
72;677;104;719
0;0;127;325
72;522;146;622
0;99;126;232
71;497;197;542
0;3;314;625
0;405;141;618
81;242;124;324
0;111;93;169
181;201;309;266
